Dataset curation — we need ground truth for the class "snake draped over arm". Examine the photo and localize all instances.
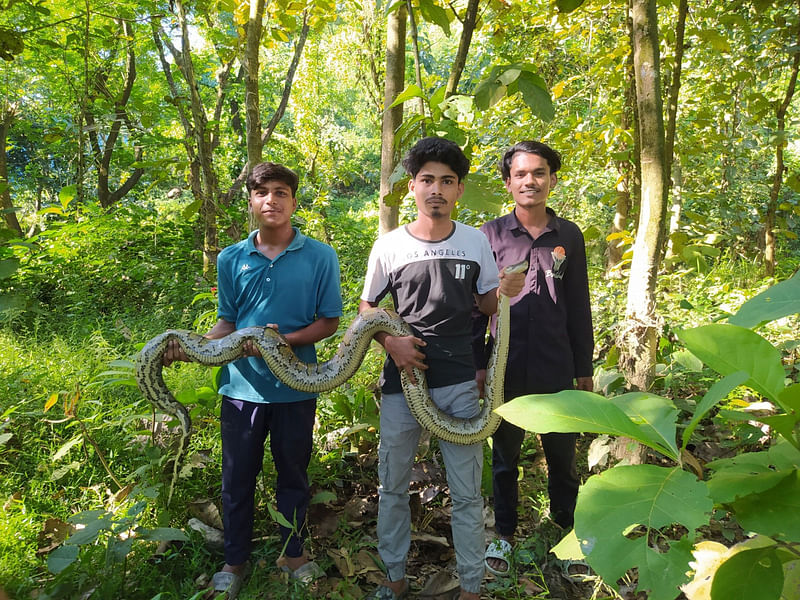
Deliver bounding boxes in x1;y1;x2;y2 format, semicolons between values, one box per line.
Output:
135;260;528;503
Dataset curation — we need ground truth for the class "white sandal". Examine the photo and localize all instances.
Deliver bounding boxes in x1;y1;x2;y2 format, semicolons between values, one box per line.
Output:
484;538;513;576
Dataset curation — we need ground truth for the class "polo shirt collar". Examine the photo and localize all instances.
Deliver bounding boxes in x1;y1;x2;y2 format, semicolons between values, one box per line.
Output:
503;206;561;234
246;227;307;256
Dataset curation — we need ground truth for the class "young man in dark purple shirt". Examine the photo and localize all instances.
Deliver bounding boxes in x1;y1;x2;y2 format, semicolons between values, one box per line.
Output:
472;141;594;575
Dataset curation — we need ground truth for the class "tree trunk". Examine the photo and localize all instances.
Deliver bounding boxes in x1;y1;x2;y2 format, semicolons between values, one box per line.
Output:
358;1;384;115
0;105;22;235
222;14;310;208
665;157;682;259
618;0;668;394
445;0;480;97
88;19;144;209
406;0;427;127
378;5;406;235
243;0;265;169
765;1;800;276
606;50;634;276
661;0;687;260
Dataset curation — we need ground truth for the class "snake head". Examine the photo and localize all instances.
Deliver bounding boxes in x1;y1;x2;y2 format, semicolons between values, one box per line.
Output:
503;259;529;275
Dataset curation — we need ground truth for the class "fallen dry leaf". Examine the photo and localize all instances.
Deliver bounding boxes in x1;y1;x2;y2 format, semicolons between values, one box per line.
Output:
189;498;224;530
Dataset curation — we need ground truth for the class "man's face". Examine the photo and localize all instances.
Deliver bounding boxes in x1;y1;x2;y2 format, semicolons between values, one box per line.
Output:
248;180;296;228
505;152;557;209
409;161;464;221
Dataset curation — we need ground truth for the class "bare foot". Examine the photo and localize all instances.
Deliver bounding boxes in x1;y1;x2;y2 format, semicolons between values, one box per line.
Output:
458;590;480;600
283;554;309;572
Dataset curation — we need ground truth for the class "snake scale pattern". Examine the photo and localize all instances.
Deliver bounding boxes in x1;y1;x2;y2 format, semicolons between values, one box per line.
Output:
136;260;527;502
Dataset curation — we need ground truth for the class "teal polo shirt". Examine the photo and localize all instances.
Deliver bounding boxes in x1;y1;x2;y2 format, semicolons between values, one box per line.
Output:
216;228;343;403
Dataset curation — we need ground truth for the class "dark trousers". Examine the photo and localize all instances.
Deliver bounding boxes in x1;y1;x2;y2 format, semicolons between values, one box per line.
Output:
492;393;579;534
220;395;316;566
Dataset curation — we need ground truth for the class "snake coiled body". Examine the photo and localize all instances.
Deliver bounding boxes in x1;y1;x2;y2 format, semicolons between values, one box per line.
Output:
136;260;527;501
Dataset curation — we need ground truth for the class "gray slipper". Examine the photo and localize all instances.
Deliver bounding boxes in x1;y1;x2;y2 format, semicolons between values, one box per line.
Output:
365;582;409;600
279;560;325;584
210;562;251;599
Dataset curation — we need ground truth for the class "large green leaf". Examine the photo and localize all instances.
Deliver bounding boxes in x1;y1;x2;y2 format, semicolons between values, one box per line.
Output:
47;544;79;574
575;465;711;598
65;514;112;545
731;470;800;541
496;390;679;460
458;173;504;214
473;71;506;110
676;324;785;404
137;527;189;542
706;452;795;504
728;272;800;328
517;71;554;123
417;0;450;36
711;546;784;600
0;258;20;280
58;184;77;210
555;0;587;12
388;84;424;109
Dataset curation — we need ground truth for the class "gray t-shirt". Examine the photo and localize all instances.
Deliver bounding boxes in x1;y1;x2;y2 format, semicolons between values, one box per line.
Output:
361;221;499;393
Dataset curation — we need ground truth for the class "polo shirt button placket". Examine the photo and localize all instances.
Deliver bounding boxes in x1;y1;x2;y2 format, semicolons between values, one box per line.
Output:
266;262;274;282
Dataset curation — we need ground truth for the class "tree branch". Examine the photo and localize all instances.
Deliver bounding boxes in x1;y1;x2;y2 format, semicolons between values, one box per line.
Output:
222;13;310;205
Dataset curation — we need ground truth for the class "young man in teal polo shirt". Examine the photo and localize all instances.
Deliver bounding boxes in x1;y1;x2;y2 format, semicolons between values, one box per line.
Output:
165;162;342;597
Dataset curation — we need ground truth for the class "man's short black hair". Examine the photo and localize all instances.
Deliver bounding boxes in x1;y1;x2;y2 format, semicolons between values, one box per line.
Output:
246;162;299;196
499;141;562;180
402;137;470;182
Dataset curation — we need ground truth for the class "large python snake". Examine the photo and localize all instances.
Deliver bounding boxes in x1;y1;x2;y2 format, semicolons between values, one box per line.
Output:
136;260;527;502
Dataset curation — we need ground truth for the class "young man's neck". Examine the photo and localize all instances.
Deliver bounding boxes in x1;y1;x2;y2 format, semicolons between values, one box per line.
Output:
514;202;549;230
408;215;454;241
255;224;295;258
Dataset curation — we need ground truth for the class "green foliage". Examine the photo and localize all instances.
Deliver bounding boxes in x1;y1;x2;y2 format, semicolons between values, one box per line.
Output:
576;466;705;598
506;275;800;599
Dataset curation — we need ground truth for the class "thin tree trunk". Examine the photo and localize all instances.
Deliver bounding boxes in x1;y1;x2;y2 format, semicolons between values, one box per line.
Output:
665;157;682;259
765;0;800;276
378;5;406;235
661;0;687;259
89;19;144;208
175;0;219;277
619;0;668;393
406;0;427;127
445;0;480;97
359;1;383;115
222;13;310;207
151;19;203;210
76;0;90;207
607;50;635;275
0;105;22;235
243;0;265;169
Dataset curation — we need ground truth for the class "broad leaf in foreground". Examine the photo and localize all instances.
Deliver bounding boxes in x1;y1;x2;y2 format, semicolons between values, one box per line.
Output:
574;465;712;600
677;324;785;404
47;544;79;574
728;272;800;328
711;546;783;600
730;470;800;542
706;440;800;504
496;390;679;460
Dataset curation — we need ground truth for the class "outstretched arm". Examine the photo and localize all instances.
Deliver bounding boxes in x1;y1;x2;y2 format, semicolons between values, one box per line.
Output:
163;318;236;366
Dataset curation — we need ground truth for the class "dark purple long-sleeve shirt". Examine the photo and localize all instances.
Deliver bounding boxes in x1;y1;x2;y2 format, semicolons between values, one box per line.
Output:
472;208;594;394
